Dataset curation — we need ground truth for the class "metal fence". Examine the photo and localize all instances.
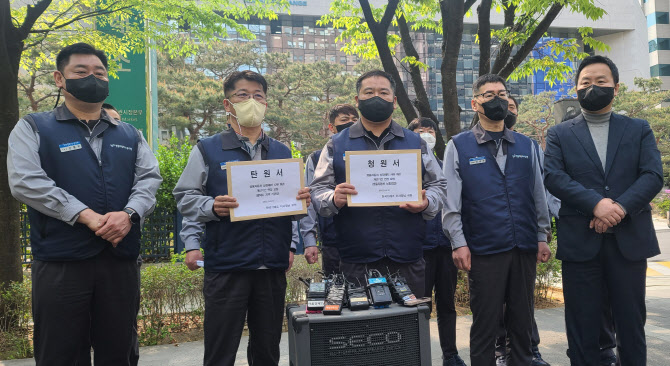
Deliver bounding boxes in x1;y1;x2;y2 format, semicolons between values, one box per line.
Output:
19;206;183;264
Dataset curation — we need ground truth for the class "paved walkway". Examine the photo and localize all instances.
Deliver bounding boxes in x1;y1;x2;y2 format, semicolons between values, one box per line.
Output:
3;274;670;366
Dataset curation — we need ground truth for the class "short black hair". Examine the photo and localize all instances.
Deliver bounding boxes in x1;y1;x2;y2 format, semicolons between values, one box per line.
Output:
356;70;396;95
328;104;359;124
575;55;619;85
508;95;519;109
407;117;438;132
102;103;117;112
472;74;507;94
56;43;108;73
223;70;268;98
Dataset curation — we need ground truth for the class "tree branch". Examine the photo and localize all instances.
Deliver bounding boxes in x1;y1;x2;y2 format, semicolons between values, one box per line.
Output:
380;0;400;30
18;0;52;40
464;0;477;15
477;0;493;75
498;3;564;79
491;0;517;74
29;6;134;34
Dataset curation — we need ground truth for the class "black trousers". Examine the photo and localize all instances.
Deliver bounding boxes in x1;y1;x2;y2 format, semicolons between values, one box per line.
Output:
203;269;287;366
321;245;341;276
340;257;426;298
563;235;646;366
424;246;460;358
32;248;140;366
469;248;536;366
495;303;541;357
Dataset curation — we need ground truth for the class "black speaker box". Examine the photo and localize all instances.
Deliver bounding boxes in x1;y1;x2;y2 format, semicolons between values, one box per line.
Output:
286;303;432;366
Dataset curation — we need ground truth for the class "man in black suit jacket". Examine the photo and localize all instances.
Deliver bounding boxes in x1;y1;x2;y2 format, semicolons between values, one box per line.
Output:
545;55;663;366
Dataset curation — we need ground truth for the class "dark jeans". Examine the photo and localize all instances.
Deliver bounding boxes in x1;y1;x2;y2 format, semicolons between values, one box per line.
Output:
424;246;460;359
203;270;287;366
563;235;646;366
32;248;140;366
340;257;426;298
321;245;341;276
469;248;536;366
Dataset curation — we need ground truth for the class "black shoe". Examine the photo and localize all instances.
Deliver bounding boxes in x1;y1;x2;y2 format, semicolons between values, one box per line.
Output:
600;355;617;366
495;355;508;366
444;354;467;366
532;352;550;366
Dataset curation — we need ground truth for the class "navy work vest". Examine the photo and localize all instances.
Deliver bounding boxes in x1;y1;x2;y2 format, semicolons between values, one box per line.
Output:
310;150;338;247
198;132;293;272
27;111;141;261
423;159;451;250
452;130;537;255
331;128;426;263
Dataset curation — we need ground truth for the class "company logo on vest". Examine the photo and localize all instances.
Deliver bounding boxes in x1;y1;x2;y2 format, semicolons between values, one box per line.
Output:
110;144;133;151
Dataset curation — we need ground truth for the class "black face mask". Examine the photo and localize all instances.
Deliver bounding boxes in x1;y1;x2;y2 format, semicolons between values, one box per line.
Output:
478;96;509;121
358;96;394;123
64;74;109;103
577;85;615;112
504;112;517;129
335;122;355;133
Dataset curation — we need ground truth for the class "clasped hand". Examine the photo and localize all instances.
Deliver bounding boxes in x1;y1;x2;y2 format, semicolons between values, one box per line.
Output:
590;198;625;233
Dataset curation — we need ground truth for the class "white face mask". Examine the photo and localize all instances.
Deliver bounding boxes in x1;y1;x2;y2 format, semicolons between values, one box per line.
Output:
227;98;266;128
420;132;436;151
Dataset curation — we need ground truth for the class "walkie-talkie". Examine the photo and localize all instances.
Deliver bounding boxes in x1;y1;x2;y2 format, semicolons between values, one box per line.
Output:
323;274;346;315
387;272;432;307
347;282;370;311
300;277;327;313
366;269;393;309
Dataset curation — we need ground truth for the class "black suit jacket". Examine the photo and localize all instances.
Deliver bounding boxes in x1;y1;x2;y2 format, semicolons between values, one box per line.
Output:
544;113;663;262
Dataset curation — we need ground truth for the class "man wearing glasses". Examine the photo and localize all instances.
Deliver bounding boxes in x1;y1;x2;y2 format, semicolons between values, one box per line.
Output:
173;70;311;366
441;74;551;366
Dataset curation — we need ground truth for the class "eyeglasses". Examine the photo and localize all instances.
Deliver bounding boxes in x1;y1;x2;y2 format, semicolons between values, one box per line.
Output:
231;92;266;103
474;90;510;100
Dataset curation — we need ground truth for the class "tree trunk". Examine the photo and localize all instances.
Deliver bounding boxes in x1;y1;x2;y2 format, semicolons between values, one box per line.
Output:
477;0;493;75
359;0;417;124
0;0;27;290
396;14;445;157
440;0;465;140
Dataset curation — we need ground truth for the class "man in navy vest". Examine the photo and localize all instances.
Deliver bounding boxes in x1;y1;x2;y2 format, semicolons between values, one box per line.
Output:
442;74;551;366
408;117;466;366
544;56;663;366
7;43;162;366
310;70;447;300
301;104;360;275
173;70;312;366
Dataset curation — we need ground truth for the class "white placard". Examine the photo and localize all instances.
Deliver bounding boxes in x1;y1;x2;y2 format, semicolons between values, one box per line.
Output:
345;150;422;207
226;158;306;221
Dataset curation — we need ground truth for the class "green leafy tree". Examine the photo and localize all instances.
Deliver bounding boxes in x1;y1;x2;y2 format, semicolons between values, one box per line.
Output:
263;53;364;154
319;0;608;158
515;90;558;148
614;78;670;185
0;0;287;289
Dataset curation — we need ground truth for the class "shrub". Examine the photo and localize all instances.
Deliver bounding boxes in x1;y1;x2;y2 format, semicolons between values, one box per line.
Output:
0;277;33;360
138;264;204;346
155;136;192;212
652;190;670;216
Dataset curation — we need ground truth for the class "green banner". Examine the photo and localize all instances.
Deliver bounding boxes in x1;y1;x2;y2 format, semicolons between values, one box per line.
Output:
98;10;158;150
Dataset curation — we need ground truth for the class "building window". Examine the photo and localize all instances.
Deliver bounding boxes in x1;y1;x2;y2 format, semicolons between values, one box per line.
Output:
649;38;670;53
648;12;670;27
651;64;670;77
